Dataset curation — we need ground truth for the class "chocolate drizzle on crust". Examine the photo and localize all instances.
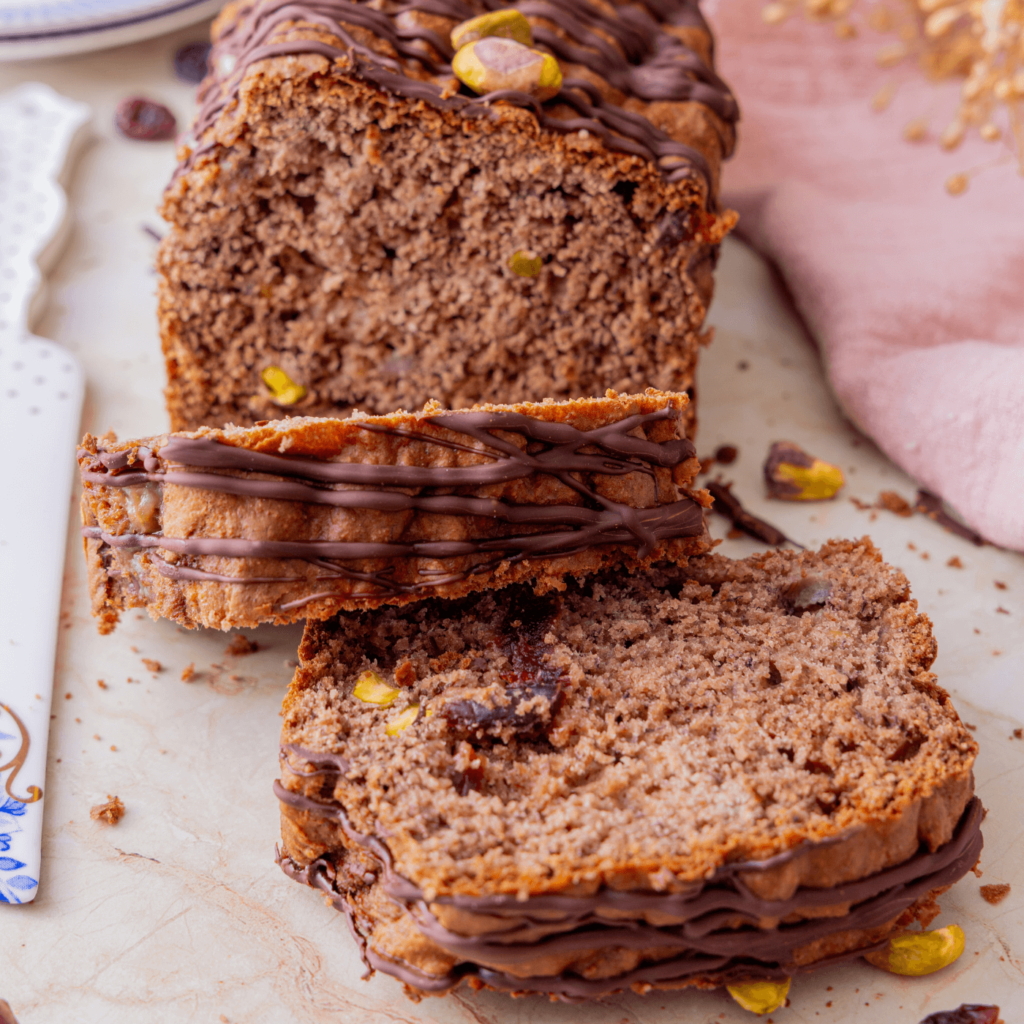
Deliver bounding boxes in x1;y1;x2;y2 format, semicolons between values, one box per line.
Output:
274;782;983;999
182;0;738;190
79;408;705;603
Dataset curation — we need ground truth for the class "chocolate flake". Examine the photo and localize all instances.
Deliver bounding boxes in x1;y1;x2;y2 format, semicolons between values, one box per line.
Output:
918;1006;1001;1024
916;490;985;545
706;479;797;548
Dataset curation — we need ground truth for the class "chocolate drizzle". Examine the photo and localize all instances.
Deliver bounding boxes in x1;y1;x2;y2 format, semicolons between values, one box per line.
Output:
180;0;737;191
80;408;705;601
273;768;984;999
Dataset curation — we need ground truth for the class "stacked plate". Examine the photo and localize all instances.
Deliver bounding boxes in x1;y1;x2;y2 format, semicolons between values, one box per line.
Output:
0;0;220;60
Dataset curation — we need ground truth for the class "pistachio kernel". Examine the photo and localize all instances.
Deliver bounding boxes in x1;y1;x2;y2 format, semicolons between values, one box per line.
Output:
508;249;543;277
353;670;401;706
261;365;306;405
864;924;966;976
764;441;844;501
452;37;562;101
386;702;421;736
726;978;791;1014
451;9;532;51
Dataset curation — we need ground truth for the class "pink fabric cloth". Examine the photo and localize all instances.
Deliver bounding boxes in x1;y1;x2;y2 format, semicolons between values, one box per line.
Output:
704;0;1024;551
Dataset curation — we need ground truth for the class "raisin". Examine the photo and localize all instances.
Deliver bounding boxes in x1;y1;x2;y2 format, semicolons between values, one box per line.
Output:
919;1006;1000;1024
174;42;212;84
441;588;565;742
114;98;176;141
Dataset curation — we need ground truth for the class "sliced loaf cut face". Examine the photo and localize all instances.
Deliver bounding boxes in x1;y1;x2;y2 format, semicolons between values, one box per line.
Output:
78;390;709;632
277;539;981;998
158;0;737;430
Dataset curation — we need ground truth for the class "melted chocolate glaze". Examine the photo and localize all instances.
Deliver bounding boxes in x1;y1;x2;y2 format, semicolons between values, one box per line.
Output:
180;0;737;192
273;773;983;999
80;410;705;601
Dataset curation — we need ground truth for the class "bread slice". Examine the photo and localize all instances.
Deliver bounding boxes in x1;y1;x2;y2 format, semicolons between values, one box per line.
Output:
158;0;737;430
276;539;980;998
78;390;709;632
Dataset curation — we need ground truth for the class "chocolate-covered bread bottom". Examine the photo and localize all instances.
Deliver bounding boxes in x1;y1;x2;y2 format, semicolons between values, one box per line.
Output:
276;787;983;1000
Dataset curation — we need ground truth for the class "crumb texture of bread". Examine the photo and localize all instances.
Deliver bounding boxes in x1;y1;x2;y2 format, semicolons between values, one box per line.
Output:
78;392;709;632
281;539;976;895
158;0;737;430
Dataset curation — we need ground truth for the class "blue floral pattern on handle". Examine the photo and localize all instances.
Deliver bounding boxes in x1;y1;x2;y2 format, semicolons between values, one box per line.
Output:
0;796;38;904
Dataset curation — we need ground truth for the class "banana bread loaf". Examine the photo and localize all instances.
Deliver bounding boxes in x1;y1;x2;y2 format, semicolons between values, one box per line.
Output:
276;538;981;999
158;0;738;430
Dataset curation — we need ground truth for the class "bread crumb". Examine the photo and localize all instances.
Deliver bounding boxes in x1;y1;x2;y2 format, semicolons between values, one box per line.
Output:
980;883;1010;904
878;491;913;516
142;658;163;673
90;795;125;825
181;663;196;682
226;634;259;656
947;556;963;568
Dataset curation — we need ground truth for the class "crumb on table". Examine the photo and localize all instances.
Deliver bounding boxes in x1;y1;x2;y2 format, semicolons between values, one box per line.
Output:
90;795;125;825
181;663;196;682
980;883;1011;905
142;658;163;672
226;634;259;656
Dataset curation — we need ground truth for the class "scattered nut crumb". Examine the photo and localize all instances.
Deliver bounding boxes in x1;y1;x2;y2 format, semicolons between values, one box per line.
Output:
908;541;917;550
181;663;196;682
110;745;118;752
877;490;914;516
974;628;981;634
996;607;1010;615
1013;728;1022;739
90;795;125;825
142;658;162;673
980;883;1011;905
993;650;1002;656
964;722;977;730
920;551;930;560
130;646;139;653
947;556;964;568
65;693;72;700
395;661;417;687
995;580;1007;590
97;679;108;689
225;634;259;656
93;734;101;740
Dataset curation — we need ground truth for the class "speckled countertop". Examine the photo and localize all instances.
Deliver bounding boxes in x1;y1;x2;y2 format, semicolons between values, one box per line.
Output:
0;25;1022;1024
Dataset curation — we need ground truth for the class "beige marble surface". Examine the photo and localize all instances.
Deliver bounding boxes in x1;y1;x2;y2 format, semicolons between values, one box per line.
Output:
1;26;1023;1023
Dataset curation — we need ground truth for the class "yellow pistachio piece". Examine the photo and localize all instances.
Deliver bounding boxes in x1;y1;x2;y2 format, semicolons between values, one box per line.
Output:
451;9;532;50
385;702;421;736
353;670;401;706
864;925;966;976
452;37;562;101
508;249;543;276
764;441;844;501
261;365;306;405
727;978;791;1015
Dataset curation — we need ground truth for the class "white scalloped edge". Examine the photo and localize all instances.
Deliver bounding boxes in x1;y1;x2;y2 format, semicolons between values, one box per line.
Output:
0;83;90;905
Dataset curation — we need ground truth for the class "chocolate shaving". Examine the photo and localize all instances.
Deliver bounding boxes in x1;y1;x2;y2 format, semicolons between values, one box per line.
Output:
706;480;799;548
916;490;985;546
918;1006;1001;1024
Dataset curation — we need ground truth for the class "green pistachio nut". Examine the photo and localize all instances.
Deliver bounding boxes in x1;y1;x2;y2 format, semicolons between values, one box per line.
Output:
508;249;543;276
452;37;562;101
451;9;532;50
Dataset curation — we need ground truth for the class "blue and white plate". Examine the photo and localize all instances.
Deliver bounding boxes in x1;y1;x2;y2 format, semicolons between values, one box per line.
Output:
0;0;221;61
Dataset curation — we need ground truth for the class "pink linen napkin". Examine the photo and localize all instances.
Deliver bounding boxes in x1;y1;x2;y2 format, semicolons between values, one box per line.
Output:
703;0;1024;551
